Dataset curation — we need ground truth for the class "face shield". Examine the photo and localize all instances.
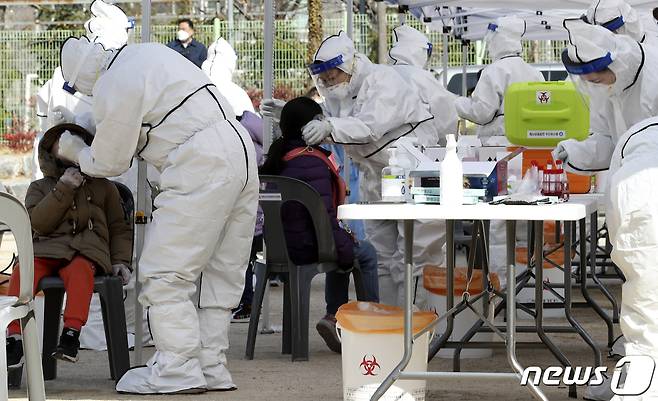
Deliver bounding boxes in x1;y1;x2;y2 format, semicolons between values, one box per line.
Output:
480;23;498;59
61;36;113;96
308;55;354;100
561;48;615;110
62;39;97;95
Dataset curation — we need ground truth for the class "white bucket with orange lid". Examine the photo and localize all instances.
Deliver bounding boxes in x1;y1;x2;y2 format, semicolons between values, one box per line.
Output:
335;301;436;401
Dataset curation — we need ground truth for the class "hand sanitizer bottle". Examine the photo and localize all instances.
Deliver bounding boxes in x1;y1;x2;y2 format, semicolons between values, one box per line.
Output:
381;148;406;202
440;134;463;205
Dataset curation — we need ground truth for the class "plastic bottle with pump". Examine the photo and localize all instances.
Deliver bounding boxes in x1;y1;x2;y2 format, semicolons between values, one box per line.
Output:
381;148;407;202
440;134;463;205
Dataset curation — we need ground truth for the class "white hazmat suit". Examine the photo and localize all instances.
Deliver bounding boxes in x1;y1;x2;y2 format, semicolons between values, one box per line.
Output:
389;25;458;144
606;117;658;400
201;37;255;116
59;37;258;394
388;25;451;306
454;16;545;145
34;0;148;350
555;20;658;175
308;32;438;306
455;16;544;281
586;0;658;47
555;20;658;400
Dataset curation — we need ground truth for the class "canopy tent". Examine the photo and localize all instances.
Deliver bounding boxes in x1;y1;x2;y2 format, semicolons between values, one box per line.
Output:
391;0;658;40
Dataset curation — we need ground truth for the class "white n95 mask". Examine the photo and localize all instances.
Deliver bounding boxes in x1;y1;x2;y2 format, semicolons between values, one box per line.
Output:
177;30;190;42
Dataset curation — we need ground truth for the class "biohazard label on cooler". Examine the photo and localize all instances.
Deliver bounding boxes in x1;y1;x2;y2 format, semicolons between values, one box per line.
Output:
536;90;552;104
527;130;566;138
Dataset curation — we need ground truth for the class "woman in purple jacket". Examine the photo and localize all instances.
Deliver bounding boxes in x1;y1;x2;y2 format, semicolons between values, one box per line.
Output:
260;97;379;353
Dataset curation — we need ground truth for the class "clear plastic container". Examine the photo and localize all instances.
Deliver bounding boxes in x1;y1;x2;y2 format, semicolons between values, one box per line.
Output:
381;148;407;202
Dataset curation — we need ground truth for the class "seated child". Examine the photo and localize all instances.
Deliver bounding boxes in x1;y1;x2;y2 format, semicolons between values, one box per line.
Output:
260;97;379;353
6;124;132;368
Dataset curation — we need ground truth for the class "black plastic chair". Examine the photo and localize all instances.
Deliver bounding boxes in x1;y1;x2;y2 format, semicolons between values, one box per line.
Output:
9;181;133;387
245;175;366;361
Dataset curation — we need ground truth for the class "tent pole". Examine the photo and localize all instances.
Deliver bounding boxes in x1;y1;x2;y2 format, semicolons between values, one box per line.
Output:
227;0;234;46
461;40;468;97
377;2;387;64
346;0;354;38
263;0;275;152
442;30;449;88
134;0;152;366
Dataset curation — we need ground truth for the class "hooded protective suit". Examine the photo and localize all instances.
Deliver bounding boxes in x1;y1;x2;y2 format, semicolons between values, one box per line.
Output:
606;117;658;400
455;17;544;281
36;0;144;352
389;25;458;144
310;32;439;306
387;25;450;306
201;38;255;116
454;16;545;145
59;38;258;394
34;0;131;179
586;0;658;46
555;20;658;175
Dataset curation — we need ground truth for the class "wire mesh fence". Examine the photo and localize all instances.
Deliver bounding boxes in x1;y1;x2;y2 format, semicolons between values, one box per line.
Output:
0;16;566;150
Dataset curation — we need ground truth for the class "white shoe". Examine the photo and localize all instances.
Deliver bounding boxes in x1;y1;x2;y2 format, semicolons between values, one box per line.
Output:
116;352;207;395
204;363;237;391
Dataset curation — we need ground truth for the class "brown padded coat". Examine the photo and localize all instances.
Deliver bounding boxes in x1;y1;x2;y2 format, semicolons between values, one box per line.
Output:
26;124;132;275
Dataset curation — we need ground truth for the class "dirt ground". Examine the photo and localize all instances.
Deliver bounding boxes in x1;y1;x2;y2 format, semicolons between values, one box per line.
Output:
2;233;623;401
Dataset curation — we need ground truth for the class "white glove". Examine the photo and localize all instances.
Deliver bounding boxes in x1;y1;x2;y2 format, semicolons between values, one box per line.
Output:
52;105;75;126
57;131;88;165
260;98;286;122
60;167;84;188
302;119;333;146
112;264;132;285
75;112;96;135
552;141;569;163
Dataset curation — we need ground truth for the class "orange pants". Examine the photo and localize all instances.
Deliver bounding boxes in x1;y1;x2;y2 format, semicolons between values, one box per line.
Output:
8;256;95;336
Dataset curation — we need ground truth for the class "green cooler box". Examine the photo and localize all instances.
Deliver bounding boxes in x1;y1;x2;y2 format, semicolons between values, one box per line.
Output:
504;81;590;147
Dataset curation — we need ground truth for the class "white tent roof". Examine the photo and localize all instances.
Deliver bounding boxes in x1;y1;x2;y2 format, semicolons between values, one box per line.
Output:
392;0;657;40
398;0;655;9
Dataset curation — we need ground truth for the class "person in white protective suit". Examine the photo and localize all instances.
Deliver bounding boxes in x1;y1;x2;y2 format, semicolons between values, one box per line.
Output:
454;16;545;146
605;117;658;401
34;0;132;180
553;19;658;174
586;0;658;47
35;0;152;352
455;16;544;282
201;37;255;116
385;24;453;305
553;20;658;401
262;31;439;307
389;25;458;144
58;36;258;394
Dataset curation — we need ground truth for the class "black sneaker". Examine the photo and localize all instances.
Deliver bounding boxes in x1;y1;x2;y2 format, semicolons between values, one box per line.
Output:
52;328;80;363
316;314;341;354
6;336;24;369
231;304;251;323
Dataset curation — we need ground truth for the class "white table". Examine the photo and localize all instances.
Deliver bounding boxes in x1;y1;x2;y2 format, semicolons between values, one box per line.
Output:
338;198;597;401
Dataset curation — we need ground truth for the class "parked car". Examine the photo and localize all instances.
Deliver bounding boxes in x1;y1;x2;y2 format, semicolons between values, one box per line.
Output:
431;63;568;96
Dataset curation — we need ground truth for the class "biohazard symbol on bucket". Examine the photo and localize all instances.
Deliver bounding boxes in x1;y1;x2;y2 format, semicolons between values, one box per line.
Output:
360;355;381;376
